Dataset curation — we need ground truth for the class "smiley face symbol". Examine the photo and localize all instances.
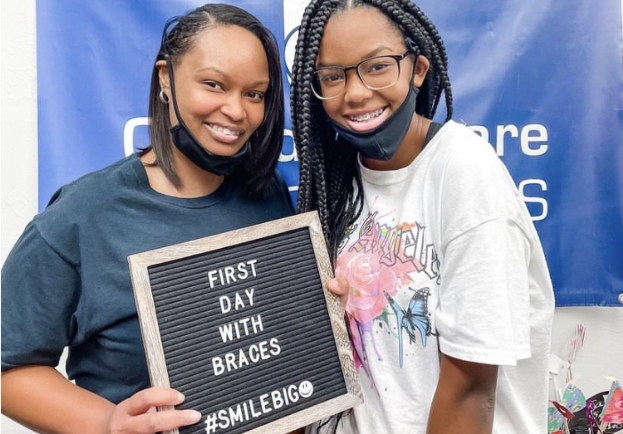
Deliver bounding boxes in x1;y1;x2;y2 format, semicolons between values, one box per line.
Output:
299;381;314;398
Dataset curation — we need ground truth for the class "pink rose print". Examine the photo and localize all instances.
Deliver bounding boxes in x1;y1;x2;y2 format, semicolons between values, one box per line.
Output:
336;250;401;385
336;209;437;387
337;252;398;323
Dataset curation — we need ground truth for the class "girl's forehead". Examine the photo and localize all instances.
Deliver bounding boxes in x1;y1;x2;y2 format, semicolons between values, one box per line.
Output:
325;7;398;33
318;8;404;64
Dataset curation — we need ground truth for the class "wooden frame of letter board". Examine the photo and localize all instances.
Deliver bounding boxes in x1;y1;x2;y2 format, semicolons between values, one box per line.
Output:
128;211;363;434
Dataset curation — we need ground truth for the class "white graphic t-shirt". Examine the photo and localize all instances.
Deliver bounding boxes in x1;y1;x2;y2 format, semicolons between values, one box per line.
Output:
334;121;554;434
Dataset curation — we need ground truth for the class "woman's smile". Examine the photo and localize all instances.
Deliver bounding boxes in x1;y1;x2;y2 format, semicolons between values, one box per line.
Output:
205;122;244;144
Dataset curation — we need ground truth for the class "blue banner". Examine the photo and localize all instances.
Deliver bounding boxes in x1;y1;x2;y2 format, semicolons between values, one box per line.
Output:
36;0;623;306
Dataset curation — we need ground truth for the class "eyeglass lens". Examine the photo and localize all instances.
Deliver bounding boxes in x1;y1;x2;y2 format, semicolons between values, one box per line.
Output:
313;55;401;99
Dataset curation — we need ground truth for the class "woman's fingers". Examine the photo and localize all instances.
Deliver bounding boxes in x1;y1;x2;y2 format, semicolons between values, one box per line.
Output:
122;407;202;434
107;387;201;434
117;387;184;416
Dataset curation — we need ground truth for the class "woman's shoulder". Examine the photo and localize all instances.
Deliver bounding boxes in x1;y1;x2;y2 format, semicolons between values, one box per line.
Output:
43;155;139;210
34;155;141;231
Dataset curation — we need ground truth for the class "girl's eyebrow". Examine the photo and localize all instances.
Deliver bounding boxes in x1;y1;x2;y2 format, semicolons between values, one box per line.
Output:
316;45;395;68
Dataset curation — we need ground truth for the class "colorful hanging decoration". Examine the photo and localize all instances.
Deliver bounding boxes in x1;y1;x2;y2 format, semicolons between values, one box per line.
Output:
548;324;622;434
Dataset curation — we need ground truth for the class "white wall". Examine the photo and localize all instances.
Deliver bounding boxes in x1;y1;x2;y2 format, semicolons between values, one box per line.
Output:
2;2;40;433
1;1;621;433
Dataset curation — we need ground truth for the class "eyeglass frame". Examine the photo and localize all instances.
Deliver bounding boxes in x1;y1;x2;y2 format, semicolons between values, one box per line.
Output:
311;50;415;100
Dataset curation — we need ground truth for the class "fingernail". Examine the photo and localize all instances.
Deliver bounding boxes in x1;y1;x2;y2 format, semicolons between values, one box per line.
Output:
187;410;202;423
177;392;185;403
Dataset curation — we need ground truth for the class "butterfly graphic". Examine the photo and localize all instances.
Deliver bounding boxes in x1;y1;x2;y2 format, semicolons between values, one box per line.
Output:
384;287;434;368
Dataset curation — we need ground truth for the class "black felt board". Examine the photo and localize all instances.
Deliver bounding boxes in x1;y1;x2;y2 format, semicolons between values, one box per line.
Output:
128;212;362;434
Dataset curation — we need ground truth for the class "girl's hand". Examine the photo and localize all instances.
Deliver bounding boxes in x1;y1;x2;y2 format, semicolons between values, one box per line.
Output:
326;276;350;310
105;387;201;434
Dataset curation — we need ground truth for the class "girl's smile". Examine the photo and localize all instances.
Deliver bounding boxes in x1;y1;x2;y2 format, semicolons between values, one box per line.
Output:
344;107;389;131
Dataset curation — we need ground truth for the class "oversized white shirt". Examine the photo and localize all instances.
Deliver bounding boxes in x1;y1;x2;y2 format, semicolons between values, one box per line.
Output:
333;121;554;434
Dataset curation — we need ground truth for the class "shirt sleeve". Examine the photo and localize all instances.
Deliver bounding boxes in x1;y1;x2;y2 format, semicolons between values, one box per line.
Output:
1;220;80;370
435;217;532;366
431;127;534;365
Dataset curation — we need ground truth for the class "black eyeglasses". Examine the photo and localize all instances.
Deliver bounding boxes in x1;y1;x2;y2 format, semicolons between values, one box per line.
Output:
311;51;413;100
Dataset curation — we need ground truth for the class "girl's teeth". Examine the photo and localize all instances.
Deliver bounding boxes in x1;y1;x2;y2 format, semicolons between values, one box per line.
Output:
350;108;383;122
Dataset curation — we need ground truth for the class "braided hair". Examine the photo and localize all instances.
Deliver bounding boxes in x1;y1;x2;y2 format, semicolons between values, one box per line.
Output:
291;0;453;262
146;4;284;196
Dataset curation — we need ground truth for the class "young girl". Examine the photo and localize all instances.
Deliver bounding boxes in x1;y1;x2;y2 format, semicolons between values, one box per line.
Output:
291;1;555;433
2;4;294;433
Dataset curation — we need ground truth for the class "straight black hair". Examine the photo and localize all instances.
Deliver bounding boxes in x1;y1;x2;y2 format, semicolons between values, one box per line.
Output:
146;3;284;196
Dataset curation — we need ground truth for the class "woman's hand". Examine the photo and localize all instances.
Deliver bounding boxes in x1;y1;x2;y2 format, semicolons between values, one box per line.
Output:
2;366;201;434
326;276;350;310
104;387;201;434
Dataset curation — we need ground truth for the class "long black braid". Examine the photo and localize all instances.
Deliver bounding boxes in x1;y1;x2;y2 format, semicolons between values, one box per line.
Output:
291;0;454;266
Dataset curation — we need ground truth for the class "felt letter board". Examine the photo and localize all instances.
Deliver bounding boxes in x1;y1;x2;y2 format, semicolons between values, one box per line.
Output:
128;211;363;434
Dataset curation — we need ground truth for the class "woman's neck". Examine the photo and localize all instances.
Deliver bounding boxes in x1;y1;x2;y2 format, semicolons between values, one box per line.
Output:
140;149;225;198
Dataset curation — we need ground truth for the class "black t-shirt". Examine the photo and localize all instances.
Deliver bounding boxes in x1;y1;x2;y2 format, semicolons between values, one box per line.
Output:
1;154;294;403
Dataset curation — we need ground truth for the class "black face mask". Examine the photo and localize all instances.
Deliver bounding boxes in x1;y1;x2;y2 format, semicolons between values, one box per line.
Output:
168;124;250;177
329;85;419;161
166;59;249;176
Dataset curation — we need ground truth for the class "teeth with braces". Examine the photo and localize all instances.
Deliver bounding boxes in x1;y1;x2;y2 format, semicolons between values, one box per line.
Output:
349;108;384;122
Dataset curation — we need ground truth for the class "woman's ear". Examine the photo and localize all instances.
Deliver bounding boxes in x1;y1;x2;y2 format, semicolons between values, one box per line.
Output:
156;59;170;95
413;55;430;88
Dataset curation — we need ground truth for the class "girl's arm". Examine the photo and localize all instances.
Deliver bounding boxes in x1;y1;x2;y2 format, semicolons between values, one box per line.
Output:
426;353;498;434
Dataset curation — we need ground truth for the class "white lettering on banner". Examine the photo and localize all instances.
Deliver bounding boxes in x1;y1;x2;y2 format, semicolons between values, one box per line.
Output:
283;0;308;81
519;179;549;221
520;124;549;156
205;381;314;433
280;129;298;162
469;123;549;157
123;117;149;156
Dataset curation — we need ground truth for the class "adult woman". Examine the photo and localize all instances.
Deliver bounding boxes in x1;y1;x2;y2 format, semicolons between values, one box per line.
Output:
2;4;293;433
291;1;555;433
